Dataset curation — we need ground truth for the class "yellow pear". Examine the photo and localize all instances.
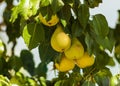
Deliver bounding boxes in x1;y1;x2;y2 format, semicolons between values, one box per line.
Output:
55;55;75;72
39;13;59;27
51;25;71;52
75;52;95;68
64;38;84;60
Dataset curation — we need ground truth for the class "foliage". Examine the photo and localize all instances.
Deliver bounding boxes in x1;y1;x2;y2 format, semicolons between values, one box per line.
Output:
0;0;120;86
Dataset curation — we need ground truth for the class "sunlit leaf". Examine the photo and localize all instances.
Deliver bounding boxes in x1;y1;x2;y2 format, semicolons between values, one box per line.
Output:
0;75;10;86
40;77;47;86
30;0;40;15
54;80;62;86
10;0;40;22
22;22;45;50
40;0;50;7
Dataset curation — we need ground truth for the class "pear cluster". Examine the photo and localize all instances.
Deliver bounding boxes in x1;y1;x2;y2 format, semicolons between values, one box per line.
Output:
50;25;95;72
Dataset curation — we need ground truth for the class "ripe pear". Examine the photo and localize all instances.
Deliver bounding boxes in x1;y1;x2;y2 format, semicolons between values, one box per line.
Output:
64;38;84;60
39;13;59;27
51;25;71;52
75;52;95;68
55;55;75;72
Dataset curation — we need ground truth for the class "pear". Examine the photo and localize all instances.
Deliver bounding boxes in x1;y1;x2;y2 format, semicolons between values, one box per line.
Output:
51;25;71;52
75;52;95;68
55;54;75;72
64;38;84;60
39;13;59;27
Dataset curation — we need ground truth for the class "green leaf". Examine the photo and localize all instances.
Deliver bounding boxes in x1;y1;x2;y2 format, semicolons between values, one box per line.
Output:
78;4;90;29
35;62;48;77
107;57;115;66
92;14;109;38
22;23;45;50
114;23;120;43
8;56;22;72
69;72;82;85
3;10;21;42
54;80;62;86
39;42;58;63
115;53;120;64
95;36;114;52
62;0;73;4
94;51;111;69
110;74;120;86
97;67;112;77
85;33;94;54
72;20;83;37
95;76;110;86
72;0;81;16
50;0;64;13
39;77;47;86
0;39;4;55
82;80;96;86
27;78;38;86
40;0;50;7
0;57;7;74
59;4;71;27
94;68;112;86
20;50;35;76
84;0;102;8
55;80;70;86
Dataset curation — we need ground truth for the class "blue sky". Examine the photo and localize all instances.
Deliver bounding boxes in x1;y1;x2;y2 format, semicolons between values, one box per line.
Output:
90;0;120;28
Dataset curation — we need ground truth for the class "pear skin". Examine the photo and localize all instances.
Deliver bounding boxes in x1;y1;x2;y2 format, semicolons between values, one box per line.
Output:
64;38;84;60
51;25;71;52
39;13;59;27
55;55;75;72
47;15;59;26
75;52;95;68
